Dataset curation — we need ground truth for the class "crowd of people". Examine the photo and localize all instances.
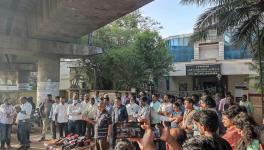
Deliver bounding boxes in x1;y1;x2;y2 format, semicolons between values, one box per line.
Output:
0;90;263;150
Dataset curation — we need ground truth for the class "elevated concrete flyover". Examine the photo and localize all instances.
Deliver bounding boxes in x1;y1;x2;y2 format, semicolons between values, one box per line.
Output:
0;0;153;103
29;0;152;42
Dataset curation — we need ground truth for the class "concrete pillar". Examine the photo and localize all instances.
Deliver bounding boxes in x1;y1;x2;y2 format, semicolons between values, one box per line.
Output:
37;55;60;104
17;71;30;90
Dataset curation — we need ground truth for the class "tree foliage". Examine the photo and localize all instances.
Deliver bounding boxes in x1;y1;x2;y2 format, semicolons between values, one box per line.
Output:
76;11;172;90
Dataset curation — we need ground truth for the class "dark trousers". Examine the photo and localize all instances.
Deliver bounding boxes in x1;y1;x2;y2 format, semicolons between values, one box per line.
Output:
51;121;57;139
80;120;87;136
68;120;81;135
27;120;31;141
155;139;166;150
95;138;109;150
58;122;68;137
87;122;94;138
0;124;11;147
17;120;30;146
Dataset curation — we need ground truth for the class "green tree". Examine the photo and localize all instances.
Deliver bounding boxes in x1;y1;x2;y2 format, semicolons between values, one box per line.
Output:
134;30;173;84
76;11;172;91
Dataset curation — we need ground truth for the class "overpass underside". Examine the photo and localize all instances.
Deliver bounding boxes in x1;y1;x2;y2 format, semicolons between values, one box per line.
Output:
0;0;152;102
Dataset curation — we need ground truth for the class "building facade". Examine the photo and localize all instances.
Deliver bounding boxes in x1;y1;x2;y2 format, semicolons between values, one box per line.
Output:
159;31;255;99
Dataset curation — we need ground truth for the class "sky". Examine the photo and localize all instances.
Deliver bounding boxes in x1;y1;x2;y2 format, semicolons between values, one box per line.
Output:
140;0;208;38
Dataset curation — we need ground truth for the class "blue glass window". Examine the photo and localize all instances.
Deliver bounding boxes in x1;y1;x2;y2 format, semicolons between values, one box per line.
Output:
179;38;184;46
184;37;189;46
166;36;194;62
224;33;252;59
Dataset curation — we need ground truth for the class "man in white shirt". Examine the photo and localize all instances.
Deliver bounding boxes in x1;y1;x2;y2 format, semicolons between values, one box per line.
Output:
121;92;130;105
126;98;140;121
80;93;90;136
67;97;82;135
17;97;32;150
136;97;150;122
55;96;69;137
49;96;60;139
0;98;16;149
218;92;232;113
158;95;173;116
83;97;97;138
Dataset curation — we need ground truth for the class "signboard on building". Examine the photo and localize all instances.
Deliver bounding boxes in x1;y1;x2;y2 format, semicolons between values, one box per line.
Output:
186;64;221;76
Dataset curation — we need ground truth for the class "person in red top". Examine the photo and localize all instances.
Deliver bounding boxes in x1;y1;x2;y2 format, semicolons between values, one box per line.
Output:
221;105;246;149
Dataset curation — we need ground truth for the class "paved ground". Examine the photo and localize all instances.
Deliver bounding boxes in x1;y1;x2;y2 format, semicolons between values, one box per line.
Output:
8;126;47;150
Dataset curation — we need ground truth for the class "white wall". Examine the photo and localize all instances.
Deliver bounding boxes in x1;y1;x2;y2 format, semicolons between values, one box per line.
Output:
60;60;79;90
228;75;248;95
170;76;193;92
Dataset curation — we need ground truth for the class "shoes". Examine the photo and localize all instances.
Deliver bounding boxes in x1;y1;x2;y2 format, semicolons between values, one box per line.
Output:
17;145;30;150
17;145;26;150
25;145;30;149
38;137;45;142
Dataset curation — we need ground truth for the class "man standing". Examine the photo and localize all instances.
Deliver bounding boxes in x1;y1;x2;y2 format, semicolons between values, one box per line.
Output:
55;96;69;137
94;91;100;105
17;97;32;150
239;95;253;115
0;98;16;149
150;94;161;125
121;92;130;105
49;96;60;139
39;94;54;141
126;97;140;121
136;97;151;122
67;95;82;135
68;92;80;104
80;93;90;136
150;94;161;112
83;97;97;138
158;94;173;116
191;110;232;150
83;102;112;150
219;92;232;113
112;97;128;123
104;96;113;115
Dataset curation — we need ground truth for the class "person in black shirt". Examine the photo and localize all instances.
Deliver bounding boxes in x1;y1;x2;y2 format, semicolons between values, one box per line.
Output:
188;110;232;150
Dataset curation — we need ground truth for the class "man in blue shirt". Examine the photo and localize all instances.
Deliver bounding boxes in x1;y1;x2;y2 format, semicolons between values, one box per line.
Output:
150;94;161;111
150;94;161;125
104;96;113;114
